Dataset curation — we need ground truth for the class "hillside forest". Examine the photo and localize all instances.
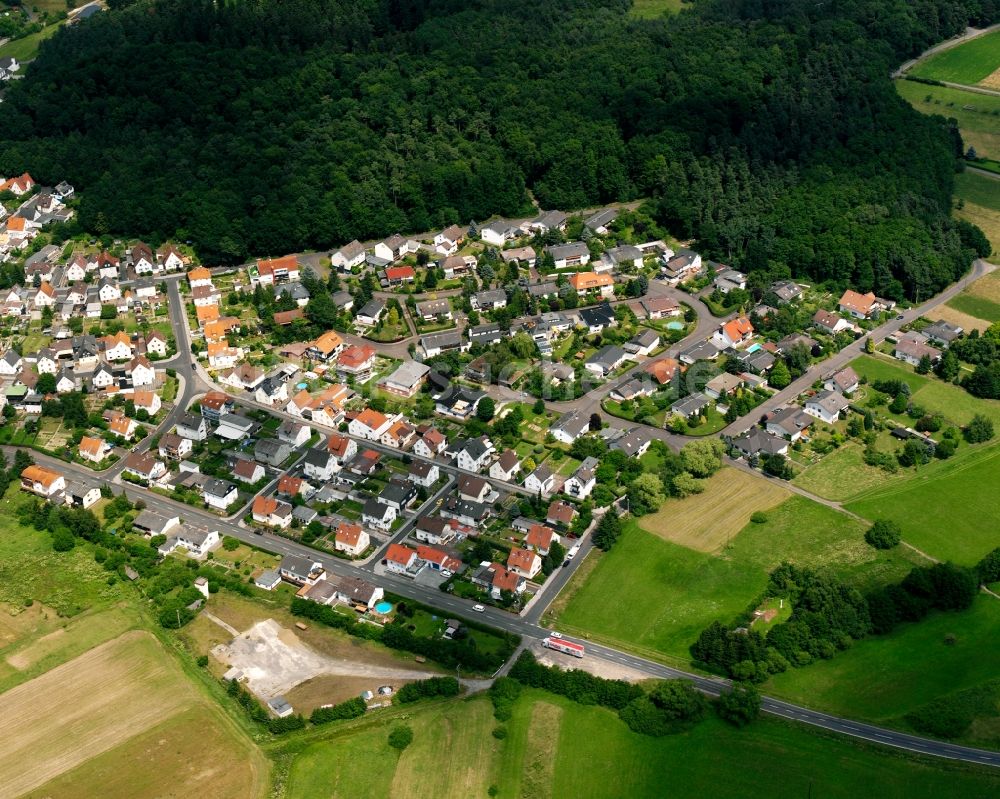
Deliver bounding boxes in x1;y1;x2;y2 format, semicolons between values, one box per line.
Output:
0;0;996;297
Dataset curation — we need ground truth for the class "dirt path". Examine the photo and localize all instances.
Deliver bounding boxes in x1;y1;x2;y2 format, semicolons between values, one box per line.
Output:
203;611;240;638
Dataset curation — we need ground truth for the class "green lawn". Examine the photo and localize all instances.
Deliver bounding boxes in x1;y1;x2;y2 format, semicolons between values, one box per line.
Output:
793;435;910;501
851;354;1000;427
911;29;1000;85
284;690;1000;798
896;80;1000;160
553;497;918;662
0;22;62;62
766;595;1000;741
846;441;1000;565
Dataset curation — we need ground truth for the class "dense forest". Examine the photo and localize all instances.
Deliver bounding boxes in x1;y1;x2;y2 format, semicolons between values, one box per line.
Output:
0;0;997;297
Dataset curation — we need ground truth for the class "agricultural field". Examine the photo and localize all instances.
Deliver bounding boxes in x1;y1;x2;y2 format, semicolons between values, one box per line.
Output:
896;81;1000;163
911;29;1000;85
550;496;919;662
766;595;1000;743
285;689;1000;799
953;171;1000;255
637;467;789;553
846;441;1000;565
1;631;267;799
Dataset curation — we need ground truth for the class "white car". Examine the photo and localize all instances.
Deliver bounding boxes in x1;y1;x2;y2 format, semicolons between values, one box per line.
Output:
472;604;486;613
549;631;563;639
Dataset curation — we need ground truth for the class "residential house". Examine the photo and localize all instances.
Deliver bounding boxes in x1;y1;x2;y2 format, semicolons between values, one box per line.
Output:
158;433;192;461
471;289;506;311
923;320;963;347
331;240;366;271
176;413;208;441
122;452;166;483
894;332;941;367
302;448;339;481
584;208;618;235
380;419;415;449
254;438;291;467
824;367;860;395
523;464;555;496
435;384;485;419
106;411;137;440
102;332;133;362
187;266;214;289
525;524;560;556
160;526;220;558
128;355;156;387
625;329;660;357
766;406;813;441
307;330;345;362
458;474;492;503
420;330;469;359
218;363;265;391
384;543;418;574
577;302;616;334
383;265;416;285
480;219;521;247
132;390;161;417
279;554;324;586
610;428;652;458
355;299;386;327
417;545;462;574
730;428;789;459
550;411;590;445
277;419;311;448
78;436;111;463
214;413;255;441
20;465;66;497
200;391;234;421
671;393;710;420
277;474;308;499
714;269;747;293
255;376;289;407
771;280;803;304
336;343;377;381
812;309;852;335
439;254;477;279
364;499;397;532
348;408;393;440
711;317;754;349
375;234;418;263
233;457;266;484
441;497;490;528
508;548;542;580
838;290;888;320
546;242;590;270
414;516;455;545
326;432;358;464
661;250;702;283
530;210;567;234
546;500;576;528
252;495;292;528
567;271;613;297
804;390;849;424
490;449;521;482
584;345;628;377
415;298;453;322
408;459;439;488
434;224;466;254
413;427;447;459
379;360;429;398
602;245;643;271
641;296;681;319
335;523;370;557
643;357;681;385
253;255;299;286
454;436;495;472
157;244;185;272
206;342;242;370
563;457;597;500
704;373;745;400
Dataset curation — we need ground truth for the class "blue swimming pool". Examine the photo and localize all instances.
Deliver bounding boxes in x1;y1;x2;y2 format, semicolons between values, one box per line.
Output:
666;321;684;330
374;601;393;614
296;382;309;390
745;343;762;353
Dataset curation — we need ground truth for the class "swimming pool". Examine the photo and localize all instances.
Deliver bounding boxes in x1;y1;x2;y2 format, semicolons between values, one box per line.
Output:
666;321;685;330
296;382;309;390
374;601;393;614
745;343;762;353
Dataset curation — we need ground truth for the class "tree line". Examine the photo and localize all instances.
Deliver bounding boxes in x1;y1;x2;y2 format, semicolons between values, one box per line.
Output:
0;0;994;297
